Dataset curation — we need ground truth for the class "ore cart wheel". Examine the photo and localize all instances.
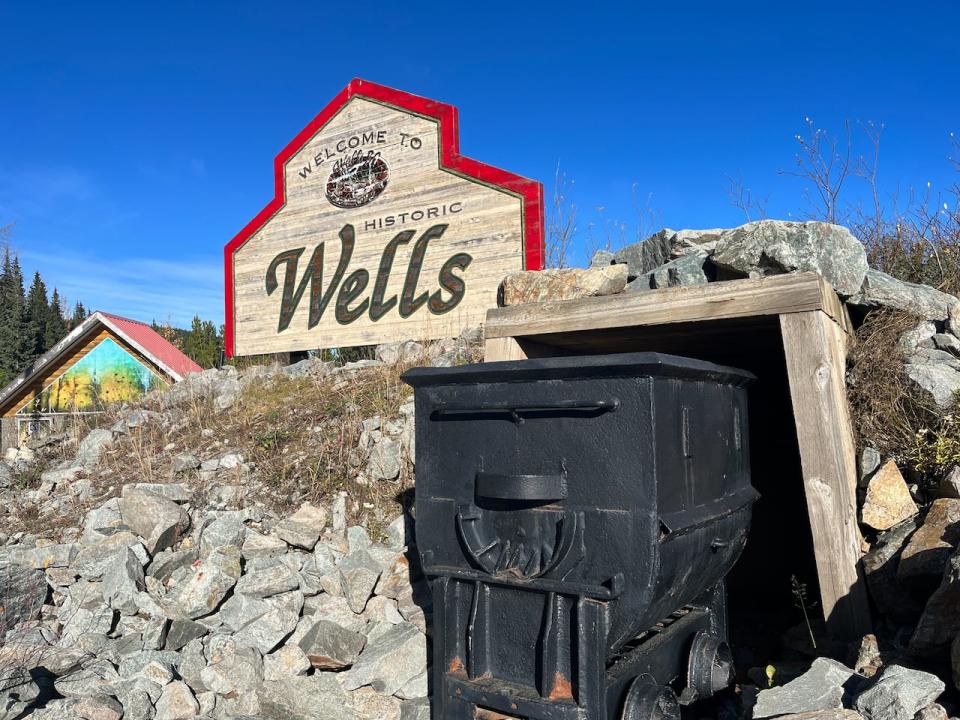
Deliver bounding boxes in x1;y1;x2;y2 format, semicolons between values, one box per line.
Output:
621;677;681;720
685;630;735;701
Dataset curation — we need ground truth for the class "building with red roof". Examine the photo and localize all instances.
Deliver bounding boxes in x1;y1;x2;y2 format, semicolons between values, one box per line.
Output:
0;311;202;450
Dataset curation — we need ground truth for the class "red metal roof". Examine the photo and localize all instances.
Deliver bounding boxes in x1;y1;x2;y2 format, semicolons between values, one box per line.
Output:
97;312;203;380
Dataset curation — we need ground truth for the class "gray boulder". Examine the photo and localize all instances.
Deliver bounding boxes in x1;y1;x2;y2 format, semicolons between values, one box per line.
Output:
339;548;382;614
753;657;863;718
854;664;944;720
909;548;960;658
849;269;959;321
154;680;198;720
0;666;40;720
231;591;302;654
904;359;960;410
257;672;354;720
166;545;240;618
73;429;114;468
613;228;722;279
0;561;47;630
343;621;427;695
711;220;868;296
234;557;299;598
628;250;712;292
298;619;367;670
367;437;403;481
54;658;121;698
119;488;190;554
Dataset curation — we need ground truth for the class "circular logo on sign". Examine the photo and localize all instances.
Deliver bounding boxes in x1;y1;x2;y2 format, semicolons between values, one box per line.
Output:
325;150;389;208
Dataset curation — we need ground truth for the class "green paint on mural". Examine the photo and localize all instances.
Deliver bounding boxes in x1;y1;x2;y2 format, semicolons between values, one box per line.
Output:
17;337;166;414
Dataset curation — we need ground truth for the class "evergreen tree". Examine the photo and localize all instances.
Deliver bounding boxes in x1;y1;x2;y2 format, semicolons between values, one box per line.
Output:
0;249;28;381
45;288;68;349
183;315;221;368
24;271;49;363
70;301;88;329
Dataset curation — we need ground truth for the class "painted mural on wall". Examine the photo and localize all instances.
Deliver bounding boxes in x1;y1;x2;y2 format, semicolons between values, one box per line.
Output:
16;337;165;415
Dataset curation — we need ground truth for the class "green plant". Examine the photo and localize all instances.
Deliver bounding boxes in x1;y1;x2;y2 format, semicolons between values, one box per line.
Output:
791;575;818;651
910;413;960;478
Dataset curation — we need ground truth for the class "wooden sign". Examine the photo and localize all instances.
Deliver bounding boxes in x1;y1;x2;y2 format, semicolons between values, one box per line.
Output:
224;79;544;356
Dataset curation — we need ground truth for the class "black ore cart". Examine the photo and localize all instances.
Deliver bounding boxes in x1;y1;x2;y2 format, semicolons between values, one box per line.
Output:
403;352;757;720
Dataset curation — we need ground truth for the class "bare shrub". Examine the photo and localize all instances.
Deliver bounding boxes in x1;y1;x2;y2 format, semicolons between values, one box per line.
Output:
847;309;938;460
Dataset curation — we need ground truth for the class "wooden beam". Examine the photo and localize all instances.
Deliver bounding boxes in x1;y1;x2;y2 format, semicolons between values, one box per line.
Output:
486;273;850;341
780;310;871;639
483;337;529;362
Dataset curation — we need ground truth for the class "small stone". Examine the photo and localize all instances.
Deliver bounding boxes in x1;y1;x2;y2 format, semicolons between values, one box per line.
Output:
0;667;40;720
937;466;960;499
853;664;944;720
241;530;288;559
898;499;960;586
199;513;247;559
375;341;425;365
344;622;427;695
264;644;311;682
230;591;302;654
861;460;918;531
298;618;366;669
200;639;263;697
170;453;200;473
302;593;366;633
916;704;949;720
628;249;712;291
909;549;960;658
400;698;431;720
256;673;354;720
55;659;121;698
753;657;861;718
859;447;882;487
164;619;207;651
119;488;190;554
154;681;198;720
275;503;327;550
589;249;614;268
499;265;628;306
853;634;882;679
339;548;382;614
75;694;123;720
352;687;402;720
122;482;192;503
235;557;300;598
166;544;240;618
121;690;155;720
0;561;47;631
367;437;403;481
862;519;923;621
74;429;114;468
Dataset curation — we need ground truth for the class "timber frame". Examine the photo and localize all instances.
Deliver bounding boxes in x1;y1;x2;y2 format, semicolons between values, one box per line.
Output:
483;272;871;640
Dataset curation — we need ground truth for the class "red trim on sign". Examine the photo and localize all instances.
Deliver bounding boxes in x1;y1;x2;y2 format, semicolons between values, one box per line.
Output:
223;78;545;357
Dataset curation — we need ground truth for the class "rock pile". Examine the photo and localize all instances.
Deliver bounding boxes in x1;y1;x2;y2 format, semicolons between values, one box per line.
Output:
0;474;430;719
0;339;476;720
500;219;960;709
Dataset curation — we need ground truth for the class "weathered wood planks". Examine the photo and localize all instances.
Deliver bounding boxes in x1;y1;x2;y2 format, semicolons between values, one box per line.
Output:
483;272;871;639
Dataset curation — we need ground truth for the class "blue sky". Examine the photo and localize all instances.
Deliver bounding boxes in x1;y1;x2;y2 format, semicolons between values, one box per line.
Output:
1;2;958;327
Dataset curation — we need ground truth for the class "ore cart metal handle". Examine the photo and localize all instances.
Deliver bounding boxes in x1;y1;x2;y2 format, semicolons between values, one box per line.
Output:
432;397;620;424
475;472;567;502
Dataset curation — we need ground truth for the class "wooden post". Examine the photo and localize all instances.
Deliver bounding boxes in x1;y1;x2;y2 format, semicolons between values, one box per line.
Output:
484;336;529;362
780;309;872;639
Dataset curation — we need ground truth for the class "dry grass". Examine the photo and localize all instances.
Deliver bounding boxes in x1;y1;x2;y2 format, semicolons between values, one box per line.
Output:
88;358;430;536
847;309;939;462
